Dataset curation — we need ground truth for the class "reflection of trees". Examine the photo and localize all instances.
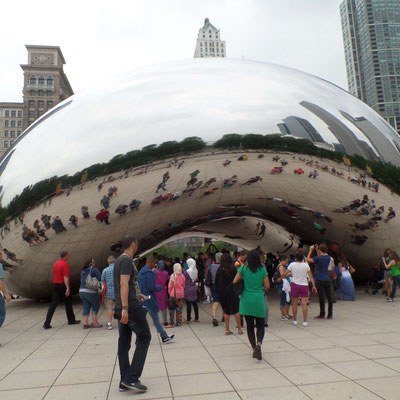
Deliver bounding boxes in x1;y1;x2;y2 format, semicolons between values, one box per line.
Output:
1;133;399;225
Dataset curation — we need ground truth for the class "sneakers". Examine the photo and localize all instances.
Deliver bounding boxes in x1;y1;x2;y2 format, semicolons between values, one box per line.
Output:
43;324;52;329
280;316;288;320
162;334;175;344
302;321;309;327
119;383;128;392
286;315;293;320
253;344;262;361
386;297;393;302
68;320;81;325
203;299;211;304
314;315;325;319
106;323;113;330
120;379;147;393
292;320;297;325
212;317;219;327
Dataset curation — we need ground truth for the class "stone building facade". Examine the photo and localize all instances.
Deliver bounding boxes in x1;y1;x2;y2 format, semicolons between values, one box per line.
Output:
194;18;226;58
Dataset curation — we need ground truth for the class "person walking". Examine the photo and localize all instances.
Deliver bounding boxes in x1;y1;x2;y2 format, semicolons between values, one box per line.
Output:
283;251;317;326
0;251;11;334
114;236;151;393
216;253;243;335
233;250;270;360
43;251;80;329
210;253;222;326
79;258;102;329
382;251;400;302
168;263;185;326
101;255;116;329
155;259;169;327
306;244;334;319
183;258;199;323
138;257;175;344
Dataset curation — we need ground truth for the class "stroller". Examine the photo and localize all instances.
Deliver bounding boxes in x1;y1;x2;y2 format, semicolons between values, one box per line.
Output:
365;265;384;295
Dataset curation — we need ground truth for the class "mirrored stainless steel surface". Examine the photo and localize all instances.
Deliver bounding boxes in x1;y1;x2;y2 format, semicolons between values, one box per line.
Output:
0;59;399;299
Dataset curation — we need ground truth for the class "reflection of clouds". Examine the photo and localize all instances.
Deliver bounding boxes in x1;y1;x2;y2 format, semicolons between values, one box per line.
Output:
2;58;399;205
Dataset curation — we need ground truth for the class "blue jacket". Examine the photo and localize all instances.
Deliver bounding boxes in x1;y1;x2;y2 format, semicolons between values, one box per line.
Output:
138;265;161;312
80;267;101;290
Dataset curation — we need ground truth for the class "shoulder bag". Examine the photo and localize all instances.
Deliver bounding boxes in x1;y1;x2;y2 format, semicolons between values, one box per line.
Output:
233;266;245;296
86;267;100;290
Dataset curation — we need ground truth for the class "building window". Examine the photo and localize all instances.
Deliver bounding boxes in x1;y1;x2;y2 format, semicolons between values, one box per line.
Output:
5;110;9;117
38;90;43;96
10;131;15;137
4;141;8;148
5;120;8;127
38;76;44;85
47;90;52;96
38;101;44;108
30;76;36;85
38;111;44;117
47;101;54;108
10;121;15;127
17;131;21;137
10;141;14;146
17;120;22;127
11;110;16;117
47;77;53;85
29;111;35;118
17;110;22;117
29;100;35;108
4;131;8;137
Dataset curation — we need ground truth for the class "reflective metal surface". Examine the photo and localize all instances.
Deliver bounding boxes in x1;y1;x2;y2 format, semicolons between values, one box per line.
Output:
0;59;399;299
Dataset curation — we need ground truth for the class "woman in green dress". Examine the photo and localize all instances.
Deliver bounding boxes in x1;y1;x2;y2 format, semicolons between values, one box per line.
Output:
382;250;400;302
233;250;270;360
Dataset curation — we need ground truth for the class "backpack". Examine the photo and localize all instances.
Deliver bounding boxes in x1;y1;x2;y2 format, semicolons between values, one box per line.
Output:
86;267;99;290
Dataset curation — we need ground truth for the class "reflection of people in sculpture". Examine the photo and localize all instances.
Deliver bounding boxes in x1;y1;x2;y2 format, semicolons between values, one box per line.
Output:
223;175;237;188
384;207;396;223
203;188;218;196
96;209;110;224
2;249;23;264
190;169;200;179
241;176;262;186
110;241;123;253
69;215;79;227
34;220;49;240
151;195;163;205
129;199;142;210
186;177;197;187
156;182;167;193
41;214;51;229
351;234;368;245
81;206;90;219
222;159;231;166
272;156;280;162
162;171;170;183
115;204;128;216
100;195;110;209
177;160;184;169
258;223;266;238
52;216;67;233
204;177;217;188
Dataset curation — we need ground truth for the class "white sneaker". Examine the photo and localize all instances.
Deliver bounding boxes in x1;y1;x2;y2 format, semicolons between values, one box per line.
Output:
292;320;297;325
302;322;309;327
106;323;113;330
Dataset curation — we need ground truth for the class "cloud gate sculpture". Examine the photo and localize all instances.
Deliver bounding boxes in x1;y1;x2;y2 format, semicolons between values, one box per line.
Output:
0;59;399;299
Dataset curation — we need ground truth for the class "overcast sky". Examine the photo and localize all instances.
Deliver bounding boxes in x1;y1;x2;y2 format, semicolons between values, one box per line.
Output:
0;0;347;102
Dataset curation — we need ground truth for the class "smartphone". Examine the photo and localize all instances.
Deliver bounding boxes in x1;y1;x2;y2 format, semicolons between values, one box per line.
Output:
143;295;151;300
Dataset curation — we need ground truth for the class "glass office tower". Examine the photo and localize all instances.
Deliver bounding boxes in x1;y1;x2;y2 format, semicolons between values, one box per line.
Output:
340;0;400;135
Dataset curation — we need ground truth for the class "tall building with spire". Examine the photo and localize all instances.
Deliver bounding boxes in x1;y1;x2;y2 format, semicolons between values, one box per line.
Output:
340;0;400;135
194;18;226;58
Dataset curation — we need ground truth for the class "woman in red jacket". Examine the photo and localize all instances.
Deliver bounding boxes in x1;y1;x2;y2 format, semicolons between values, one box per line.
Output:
168;263;186;326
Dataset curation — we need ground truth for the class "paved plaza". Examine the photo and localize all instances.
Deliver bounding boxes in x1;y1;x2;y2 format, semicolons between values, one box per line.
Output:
1;290;400;399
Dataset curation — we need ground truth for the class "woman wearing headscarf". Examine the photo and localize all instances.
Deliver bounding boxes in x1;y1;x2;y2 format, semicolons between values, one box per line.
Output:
216;253;243;335
183;258;199;323
155;259;170;326
168;263;186;326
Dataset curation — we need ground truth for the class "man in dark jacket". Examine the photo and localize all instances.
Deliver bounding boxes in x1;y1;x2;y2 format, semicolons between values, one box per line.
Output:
138;256;175;344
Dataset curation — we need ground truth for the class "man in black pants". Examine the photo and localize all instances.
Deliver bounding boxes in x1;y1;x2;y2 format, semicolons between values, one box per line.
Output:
43;251;80;329
114;236;151;393
306;244;333;319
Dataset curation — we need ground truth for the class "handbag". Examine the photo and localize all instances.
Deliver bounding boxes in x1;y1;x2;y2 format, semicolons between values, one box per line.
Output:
168;275;178;310
233;266;245;296
86;267;100;290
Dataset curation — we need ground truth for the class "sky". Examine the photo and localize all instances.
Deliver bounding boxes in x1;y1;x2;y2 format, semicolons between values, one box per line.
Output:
0;0;347;102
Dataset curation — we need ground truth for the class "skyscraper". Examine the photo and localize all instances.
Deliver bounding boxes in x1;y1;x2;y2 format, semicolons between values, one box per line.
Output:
340;0;400;135
194;18;226;58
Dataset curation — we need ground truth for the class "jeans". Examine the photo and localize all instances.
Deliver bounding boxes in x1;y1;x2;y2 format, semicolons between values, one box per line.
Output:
118;303;151;384
186;300;199;321
146;307;167;339
44;283;76;326
0;295;5;328
390;275;400;299
244;315;265;348
316;280;333;317
79;291;100;316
